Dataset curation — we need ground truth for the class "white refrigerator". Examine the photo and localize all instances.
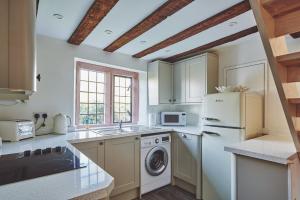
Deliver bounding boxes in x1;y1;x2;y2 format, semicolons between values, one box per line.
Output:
202;92;263;200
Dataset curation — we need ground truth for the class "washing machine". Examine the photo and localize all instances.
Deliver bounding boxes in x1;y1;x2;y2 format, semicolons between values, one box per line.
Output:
140;133;171;195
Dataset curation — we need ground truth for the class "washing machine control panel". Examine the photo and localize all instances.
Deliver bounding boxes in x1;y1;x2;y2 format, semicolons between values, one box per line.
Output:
141;133;171;148
162;136;170;143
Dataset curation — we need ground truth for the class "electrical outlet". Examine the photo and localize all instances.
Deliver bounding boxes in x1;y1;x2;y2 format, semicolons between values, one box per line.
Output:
33;112;48;119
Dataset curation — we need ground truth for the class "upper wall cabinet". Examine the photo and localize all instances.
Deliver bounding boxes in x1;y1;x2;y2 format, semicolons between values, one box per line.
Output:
182;53;218;103
148;53;218;105
148;61;173;105
0;0;36;100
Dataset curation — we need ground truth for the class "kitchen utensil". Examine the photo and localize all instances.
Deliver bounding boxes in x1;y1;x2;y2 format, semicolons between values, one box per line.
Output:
53;113;71;134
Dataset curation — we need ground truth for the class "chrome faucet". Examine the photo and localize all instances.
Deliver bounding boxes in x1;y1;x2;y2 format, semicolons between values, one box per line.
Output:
118;120;123;130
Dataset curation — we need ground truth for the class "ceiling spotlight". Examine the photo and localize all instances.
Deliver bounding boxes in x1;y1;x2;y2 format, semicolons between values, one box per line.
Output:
228;21;238;27
140;40;147;44
104;29;113;35
53;13;64;20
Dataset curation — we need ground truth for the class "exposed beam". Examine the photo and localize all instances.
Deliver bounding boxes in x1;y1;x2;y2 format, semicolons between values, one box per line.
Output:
291;32;300;39
133;0;251;58
103;0;193;52
163;26;258;63
68;0;119;45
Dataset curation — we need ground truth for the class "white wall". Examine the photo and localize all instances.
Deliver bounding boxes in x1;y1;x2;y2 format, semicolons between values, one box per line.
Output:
0;35;148;134
217;35;300;135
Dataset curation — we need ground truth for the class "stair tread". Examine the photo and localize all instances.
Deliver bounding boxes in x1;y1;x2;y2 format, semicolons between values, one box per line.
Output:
277;52;300;67
288;98;300;104
262;0;300;17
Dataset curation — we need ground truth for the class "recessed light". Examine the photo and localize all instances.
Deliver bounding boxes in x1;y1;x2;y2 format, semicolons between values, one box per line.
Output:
165;49;171;52
53;13;64;20
104;29;113;35
140;40;147;44
228;21;238;27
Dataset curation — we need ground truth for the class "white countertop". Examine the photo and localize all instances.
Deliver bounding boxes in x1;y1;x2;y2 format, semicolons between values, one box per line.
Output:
0;133;114;200
154;125;202;135
224;134;297;165
0;125;200;200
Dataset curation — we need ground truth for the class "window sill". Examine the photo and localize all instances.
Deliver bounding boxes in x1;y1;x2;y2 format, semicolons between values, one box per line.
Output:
75;123;138;131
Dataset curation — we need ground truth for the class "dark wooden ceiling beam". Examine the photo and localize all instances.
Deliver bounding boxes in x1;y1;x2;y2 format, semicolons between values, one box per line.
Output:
133;0;251;58
163;26;258;63
103;0;193;52
68;0;119;45
291;32;300;39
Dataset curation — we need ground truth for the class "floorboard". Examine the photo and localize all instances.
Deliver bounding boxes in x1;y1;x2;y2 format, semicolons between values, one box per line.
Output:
140;185;197;200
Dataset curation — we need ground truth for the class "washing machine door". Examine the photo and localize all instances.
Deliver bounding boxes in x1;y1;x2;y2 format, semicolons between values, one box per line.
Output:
145;146;168;176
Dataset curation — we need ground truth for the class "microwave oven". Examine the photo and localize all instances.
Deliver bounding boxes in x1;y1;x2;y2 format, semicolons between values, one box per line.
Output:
0;120;35;142
161;112;187;126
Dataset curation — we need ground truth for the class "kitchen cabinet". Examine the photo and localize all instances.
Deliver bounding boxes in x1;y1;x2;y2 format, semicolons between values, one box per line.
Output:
233;154;300;200
148;53;218;105
72;140;105;168
172;132;202;199
0;0;36;100
148;61;173;105
105;136;140;197
173;53;218;104
173;61;186;104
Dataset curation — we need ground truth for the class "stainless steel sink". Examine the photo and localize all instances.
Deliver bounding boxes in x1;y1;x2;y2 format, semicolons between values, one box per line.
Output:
92;126;163;135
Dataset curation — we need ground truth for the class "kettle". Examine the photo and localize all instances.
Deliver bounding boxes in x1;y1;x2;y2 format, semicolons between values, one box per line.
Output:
53;113;71;134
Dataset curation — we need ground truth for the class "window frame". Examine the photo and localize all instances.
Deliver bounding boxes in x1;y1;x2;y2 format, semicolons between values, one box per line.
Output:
112;75;133;124
75;61;139;128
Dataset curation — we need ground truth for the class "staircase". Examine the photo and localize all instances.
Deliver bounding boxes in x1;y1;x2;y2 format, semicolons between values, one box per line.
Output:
249;0;300;154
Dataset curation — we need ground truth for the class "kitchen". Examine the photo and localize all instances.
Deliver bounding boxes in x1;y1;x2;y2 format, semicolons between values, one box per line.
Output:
1;0;300;200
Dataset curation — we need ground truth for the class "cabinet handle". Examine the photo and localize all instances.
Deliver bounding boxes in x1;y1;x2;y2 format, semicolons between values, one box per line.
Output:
169;99;172;103
99;142;104;145
204;117;220;122
173;99;176;102
202;131;220;136
135;137;139;140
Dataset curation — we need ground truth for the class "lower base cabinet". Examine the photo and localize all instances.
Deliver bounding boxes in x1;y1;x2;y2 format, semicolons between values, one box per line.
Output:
72;140;105;168
233;154;300;200
172;132;202;199
72;136;140;200
105;136;140;197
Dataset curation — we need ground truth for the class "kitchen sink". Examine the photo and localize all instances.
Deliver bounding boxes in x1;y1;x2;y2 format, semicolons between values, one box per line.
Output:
92;126;163;135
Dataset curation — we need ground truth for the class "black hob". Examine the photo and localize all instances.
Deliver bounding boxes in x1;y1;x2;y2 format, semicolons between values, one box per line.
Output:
0;146;86;186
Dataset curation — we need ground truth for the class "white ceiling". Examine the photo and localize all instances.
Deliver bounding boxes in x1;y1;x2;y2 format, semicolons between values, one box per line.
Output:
37;0;258;61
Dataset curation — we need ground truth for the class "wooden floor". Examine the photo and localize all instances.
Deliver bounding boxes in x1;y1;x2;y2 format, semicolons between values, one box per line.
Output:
140;185;197;200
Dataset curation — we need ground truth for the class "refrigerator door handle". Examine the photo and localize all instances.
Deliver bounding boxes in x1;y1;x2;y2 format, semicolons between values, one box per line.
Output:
202;131;221;136
203;117;220;122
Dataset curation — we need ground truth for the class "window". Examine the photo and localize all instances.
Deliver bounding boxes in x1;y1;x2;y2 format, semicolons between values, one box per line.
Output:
79;69;105;125
76;61;139;127
113;76;132;123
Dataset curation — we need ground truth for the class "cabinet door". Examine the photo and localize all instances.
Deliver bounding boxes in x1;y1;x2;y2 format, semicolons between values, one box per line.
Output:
173;132;197;185
0;0;9;88
105;136;140;196
72;141;105;168
159;62;173;104
186;56;206;103
173;61;186;104
9;0;36;91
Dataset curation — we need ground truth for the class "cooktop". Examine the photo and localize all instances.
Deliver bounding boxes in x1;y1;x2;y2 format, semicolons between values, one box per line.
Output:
0;146;86;186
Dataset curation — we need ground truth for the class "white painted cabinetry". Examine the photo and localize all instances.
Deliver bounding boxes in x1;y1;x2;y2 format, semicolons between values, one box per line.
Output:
172;132;202;199
173;53;219;104
0;0;36;100
173;61;186;104
148;61;173;105
148;53;218;105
